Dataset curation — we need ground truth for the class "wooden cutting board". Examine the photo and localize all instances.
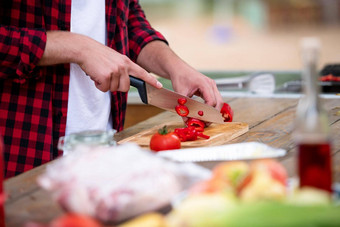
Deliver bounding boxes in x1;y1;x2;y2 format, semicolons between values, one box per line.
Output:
118;121;249;148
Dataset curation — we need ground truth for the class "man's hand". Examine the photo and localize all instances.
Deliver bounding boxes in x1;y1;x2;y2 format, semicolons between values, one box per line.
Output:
137;41;224;111
169;67;224;111
38;31;162;92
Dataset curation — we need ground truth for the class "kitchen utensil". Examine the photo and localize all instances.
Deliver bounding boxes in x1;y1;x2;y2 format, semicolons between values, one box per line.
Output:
276;80;340;93
215;72;276;94
157;142;287;162
276;80;302;93
117;121;249;148
130;76;225;124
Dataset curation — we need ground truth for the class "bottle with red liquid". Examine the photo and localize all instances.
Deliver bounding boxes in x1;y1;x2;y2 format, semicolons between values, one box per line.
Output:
294;38;332;193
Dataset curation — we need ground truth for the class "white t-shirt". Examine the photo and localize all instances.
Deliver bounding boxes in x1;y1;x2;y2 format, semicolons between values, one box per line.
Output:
65;0;112;142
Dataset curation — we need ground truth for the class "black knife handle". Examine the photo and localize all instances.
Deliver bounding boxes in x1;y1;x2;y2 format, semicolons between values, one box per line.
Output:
129;76;148;104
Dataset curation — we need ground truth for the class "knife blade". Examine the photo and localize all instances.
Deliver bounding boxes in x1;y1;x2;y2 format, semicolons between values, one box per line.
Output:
130;76;225;124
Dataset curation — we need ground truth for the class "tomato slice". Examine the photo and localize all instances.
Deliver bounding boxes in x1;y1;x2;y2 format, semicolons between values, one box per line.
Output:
175;104;189;117
220;103;233;122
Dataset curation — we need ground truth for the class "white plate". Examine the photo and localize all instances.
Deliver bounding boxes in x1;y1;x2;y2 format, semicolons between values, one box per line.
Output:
157;142;287;162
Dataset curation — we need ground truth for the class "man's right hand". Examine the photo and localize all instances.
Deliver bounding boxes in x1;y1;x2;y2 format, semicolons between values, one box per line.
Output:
38;31;162;92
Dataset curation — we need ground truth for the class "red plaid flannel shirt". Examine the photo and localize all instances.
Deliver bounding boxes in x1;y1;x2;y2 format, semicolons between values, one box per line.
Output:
0;0;166;178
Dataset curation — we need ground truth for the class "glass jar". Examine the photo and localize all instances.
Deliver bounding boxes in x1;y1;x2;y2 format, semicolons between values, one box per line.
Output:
58;129;117;154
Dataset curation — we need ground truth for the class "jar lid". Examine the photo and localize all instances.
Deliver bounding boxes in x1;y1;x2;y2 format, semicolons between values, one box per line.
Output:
58;129;117;151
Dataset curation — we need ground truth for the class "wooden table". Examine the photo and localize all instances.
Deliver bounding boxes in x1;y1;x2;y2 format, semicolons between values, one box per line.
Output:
4;97;340;227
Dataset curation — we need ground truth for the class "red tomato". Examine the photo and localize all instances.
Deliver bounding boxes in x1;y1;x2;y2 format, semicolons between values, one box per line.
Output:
150;126;181;152
50;213;101;227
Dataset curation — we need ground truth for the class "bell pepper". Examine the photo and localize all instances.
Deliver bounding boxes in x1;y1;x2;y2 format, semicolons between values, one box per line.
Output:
174;126;210;142
186;118;205;132
173;100;211;142
220;103;233;122
196;132;210;139
174;127;198;142
177;98;187;105
175;104;189;117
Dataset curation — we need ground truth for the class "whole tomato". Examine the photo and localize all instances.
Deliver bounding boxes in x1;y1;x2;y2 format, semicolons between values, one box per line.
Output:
150;126;181;152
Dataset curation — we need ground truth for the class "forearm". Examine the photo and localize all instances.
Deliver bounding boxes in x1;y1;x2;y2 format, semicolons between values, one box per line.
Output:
136;40;194;80
38;31;161;92
38;31;88;66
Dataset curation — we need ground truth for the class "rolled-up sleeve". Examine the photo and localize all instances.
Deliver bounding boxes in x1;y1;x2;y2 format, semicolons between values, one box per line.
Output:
127;0;168;62
0;25;46;81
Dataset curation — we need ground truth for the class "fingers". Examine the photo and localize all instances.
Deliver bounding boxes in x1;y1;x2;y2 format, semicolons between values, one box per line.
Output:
172;72;223;110
210;79;224;110
118;71;130;92
198;79;218;107
79;38;162;93
88;54;159;93
110;67;130;92
128;63;163;89
191;77;224;111
93;70;129;93
201;86;216;107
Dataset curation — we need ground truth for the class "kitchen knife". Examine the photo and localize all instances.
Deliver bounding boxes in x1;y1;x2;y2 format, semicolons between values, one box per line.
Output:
129;76;225;124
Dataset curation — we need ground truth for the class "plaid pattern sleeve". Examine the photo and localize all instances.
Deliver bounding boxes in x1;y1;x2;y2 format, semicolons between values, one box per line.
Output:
0;25;47;82
0;0;70;178
127;0;168;62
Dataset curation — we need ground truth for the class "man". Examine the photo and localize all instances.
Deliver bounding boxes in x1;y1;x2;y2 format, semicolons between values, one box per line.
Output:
0;0;224;178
